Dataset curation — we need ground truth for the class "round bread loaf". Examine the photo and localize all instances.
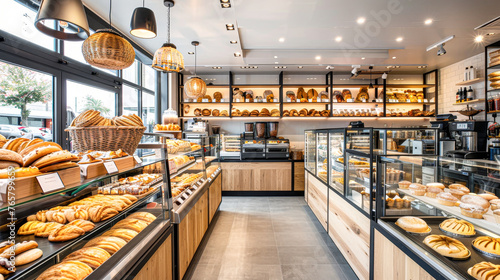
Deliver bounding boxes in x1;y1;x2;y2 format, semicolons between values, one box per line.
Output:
478;193;499;201
398;180;411;190
426;182;445;190
409;183;426;196
461;195;490;209
395;216;429;233
436;192;458;206
460;203;487;219
448;184;470;194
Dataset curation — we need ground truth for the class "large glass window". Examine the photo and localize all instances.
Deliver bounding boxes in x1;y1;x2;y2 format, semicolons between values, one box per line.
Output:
123;85;139;115
0;0;55;51
142;92;155;132
66;80;117;127
123;60;139;84
143;64;156;91
0;61;54;137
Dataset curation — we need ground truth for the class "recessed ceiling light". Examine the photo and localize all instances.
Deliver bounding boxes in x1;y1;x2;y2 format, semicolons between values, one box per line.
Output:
274;56;278;59
234;52;241;57
188;52;194;55
335;36;342;42
278;37;285;43
417;65;427;69
487;33;496;36
226;24;235;30
396;37;403;42
392;56;396;59
221;0;229;2
357;17;366;25
315;56;321;60
394;65;400;68
212;66;222;69
298;66;303;69
275;61;279;64
361;57;365;60
424;19;433;25
274;66;286;69
387;66;393;69
475;35;484;42
221;3;231;8
326;66;334;70
230;40;237;44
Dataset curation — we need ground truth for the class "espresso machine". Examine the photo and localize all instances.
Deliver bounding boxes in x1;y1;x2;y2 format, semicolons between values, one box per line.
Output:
430;114;457;156
445;120;488;159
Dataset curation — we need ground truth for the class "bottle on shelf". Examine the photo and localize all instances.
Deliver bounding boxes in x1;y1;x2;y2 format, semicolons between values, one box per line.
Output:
456;88;461;103
465;67;469;81
467;86;474;101
469;66;475;80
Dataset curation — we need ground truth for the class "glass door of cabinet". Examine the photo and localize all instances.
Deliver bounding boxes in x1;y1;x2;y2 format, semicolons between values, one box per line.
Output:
345;150;372;214
305;130;316;174
329;129;345;194
316;131;328;183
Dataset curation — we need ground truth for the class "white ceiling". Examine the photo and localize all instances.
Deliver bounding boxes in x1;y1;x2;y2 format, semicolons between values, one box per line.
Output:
82;0;500;75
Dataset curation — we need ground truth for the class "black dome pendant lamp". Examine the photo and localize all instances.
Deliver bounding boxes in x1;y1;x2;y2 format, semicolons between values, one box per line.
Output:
35;0;90;41
130;0;157;39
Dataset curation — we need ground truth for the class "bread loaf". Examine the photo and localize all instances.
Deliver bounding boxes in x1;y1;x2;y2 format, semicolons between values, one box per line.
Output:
83;236;127;255
63;247;110;270
439;218;475;236
36;260;92;280
88;205;119;222
14;248;43;266
48;224;85;242
461;195;490;209
423;235;470;259
34;222;63;238
472;236;500;257
395;216;429;233
111;218;148;233
0;240;38;259
102;228;138;242
67;219;95;232
128;212;156;224
18;221;44;235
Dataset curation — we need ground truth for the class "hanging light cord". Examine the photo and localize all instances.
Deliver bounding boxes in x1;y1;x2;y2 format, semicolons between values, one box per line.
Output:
167;5;171;44
194;45;197;75
108;0;112;29
143;0;145;7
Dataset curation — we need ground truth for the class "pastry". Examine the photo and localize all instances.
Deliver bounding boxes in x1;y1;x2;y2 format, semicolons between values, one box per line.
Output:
127;212;156;224
31;150;79;169
46;210;67;224
212;109;220;117
445;188;466;200
0;257;15;275
194;108;201;116
122;194;138;203
460;203;487;219
213;91;223;102
48;224;85;242
426;182;445;190
201;109;211;116
0;241;13;254
398;180;411;190
490;199;500;211
67;219;95;232
394;196;403;209
34;222;63;238
83;236;127;255
436;192;458;206
88;205;119;222
18;221;44;235
64;208;89;222
423;235;470;259
0;166;42;179
111;218;148;233
449;183;470;194
0;241;38;258
468;262;500;280
473;236;500;257
409;183;426;196
425;186;443;198
479;193;499;201
36;260;93;280
297;87;306;99
461;195;490;209
14;248;43;266
395;216;429;233
21;142;62;167
102;228;139;242
439;218;475;236
220;110;228;116
63;247;111;269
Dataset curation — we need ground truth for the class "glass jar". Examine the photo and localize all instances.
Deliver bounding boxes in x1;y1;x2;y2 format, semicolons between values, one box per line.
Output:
255;122;267;138
162;108;178;124
495;95;500;112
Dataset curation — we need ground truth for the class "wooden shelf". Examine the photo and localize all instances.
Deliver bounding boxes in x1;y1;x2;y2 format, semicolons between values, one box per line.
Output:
386;102;435;105
332;84;381;88
231;85;280;88
181;102;230;104
488;110;500;114
283;102;330;104
179;85;229;88
385;84;435;89
451;99;485;105
283;84;329;87
455;78;484;86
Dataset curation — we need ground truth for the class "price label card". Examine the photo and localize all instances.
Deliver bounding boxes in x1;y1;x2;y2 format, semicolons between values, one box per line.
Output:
184;98;191;102
182;193;189;200
221;98;225;102
322;99;330;102
191;185;198;190
406;99;411;103
176;198;184;204
286;98;291;102
347;99;354;103
418;100;422;103
37;173;65;194
424;99;429;103
202;99;209;103
273;98;278;103
103;161;119;174
133;155;143;164
308;99;313;102
332;99;338;103
236;98;241;102
208;178;212;182
80;164;89;177
362;99;367;103
186;189;193;195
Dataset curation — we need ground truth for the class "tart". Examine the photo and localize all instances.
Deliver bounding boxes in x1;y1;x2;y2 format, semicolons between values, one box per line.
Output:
472;236;500;257
439;218;475;237
468;262;500;280
423;235;470;259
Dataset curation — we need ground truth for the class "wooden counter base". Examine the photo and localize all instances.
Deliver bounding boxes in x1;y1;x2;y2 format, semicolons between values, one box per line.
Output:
221;161;292;191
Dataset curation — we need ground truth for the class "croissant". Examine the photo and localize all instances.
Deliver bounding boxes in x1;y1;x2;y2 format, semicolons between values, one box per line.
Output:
88;205;119;223
63;247;110;270
48;224;85;242
36;260;92;280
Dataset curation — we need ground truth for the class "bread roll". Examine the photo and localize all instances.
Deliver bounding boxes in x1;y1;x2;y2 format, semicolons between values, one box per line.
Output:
461;195;490;209
88;205;119;222
0;240;38;258
67;219;95;232
425;187;443;198
448;184;470;194
436;192;458;206
478;193;499;201
83;236;127;255
409;183;426;196
395;216;429;233
460;203;487;219
36;260;92;280
0;149;23;166
426;182;445;190
63;247;110;270
21;142;62;167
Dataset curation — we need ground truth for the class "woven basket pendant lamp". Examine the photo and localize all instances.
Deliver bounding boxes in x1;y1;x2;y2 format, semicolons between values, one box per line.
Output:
152;0;184;72
184;41;206;98
82;0;135;70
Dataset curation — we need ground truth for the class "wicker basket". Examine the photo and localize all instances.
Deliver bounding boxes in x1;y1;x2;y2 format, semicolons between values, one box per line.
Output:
66;126;146;155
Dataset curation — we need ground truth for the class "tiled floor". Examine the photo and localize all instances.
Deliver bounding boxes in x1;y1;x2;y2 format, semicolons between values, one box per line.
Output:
184;196;358;280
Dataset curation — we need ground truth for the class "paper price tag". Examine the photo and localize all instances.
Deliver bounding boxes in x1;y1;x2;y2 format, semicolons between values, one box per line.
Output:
182;193;189;200
322;99;330;102
273;98;278;102
103;161;119;174
202;99;208;103
418;100;422;103
133;155;143;164
37;173;65;194
333;99;338;103
308;99;313;102
80;164;89;177
362;99;367;103
191;185;198;190
347;99;354;103
236;98;241;102
186;189;193;195
221;98;225;102
424;99;429;103
176;197;184;204
406;99;411;103
184;98;191;102
246;99;251;103
286;98;291;102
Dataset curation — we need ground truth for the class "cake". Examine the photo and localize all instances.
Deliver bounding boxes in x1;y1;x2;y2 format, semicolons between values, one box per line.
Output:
409;183;426;196
425;187;443;198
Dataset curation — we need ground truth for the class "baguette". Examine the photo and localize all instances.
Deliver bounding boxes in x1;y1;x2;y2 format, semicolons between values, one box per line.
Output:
14;248;43;266
22;142;62;167
0;241;38;258
36;260;92;280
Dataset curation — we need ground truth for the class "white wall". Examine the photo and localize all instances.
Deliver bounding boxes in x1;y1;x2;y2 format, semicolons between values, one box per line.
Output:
438;53;486;121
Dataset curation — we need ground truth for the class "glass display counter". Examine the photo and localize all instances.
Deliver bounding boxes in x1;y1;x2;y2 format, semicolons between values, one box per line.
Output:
305;130;316;174
329;129;346;194
316;131;328;183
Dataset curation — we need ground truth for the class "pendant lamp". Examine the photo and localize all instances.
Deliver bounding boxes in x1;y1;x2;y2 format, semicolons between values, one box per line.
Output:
184;41;207;99
35;0;90;41
82;0;135;70
152;0;184;72
130;0;157;39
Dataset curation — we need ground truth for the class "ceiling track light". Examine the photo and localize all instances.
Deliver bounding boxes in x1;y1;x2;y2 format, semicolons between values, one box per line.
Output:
234;52;241;57
188;52;194;55
274;66;286;69
241;66;258;69
226;24;235;30
230;40;237;44
221;1;231;8
298;66;303;69
437;44;446;56
212;66;222;69
426;35;455;52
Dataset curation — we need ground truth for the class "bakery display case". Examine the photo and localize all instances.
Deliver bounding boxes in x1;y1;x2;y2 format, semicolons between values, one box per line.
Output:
316;131;328;183
0;152;173;280
376;128;438;155
329;129;346;194
305;130;316;173
376;155;500;280
220;134;240;159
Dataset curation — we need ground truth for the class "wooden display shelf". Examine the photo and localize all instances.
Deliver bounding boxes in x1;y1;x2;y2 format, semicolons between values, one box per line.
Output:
333;102;383;104
181;102;230;104
488;110;500;114
179;85;229;88
282;84;329;87
452;99;485;105
231;85;280;88
385;84;435;88
232;102;280;104
79;156;135;179
386;102;435;105
283;102;330;104
180;116;230;119
455;78;484;86
332;84;382;88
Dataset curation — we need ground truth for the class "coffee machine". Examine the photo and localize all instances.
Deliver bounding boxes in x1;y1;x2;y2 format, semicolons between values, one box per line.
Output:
430;114;457;156
240;122;290;160
445;120;488;159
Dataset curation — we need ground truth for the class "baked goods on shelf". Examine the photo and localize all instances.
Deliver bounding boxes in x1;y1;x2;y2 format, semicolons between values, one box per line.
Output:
472;236;500;257
460;203;487;219
70;110;143;127
102;228;138;242
395;216;430;233
83;236;127;255
127;212;156;224
111;218;148;232
154;124;181;131
0;149;23;168
468;262;500;280
398;180;411;190
14;248;43;266
409;183;426;196
461;195;490;210
439;218;475;236
423;235;470;259
34;222;64;238
36;260;93;280
0;241;38;259
62;247;111;270
48;224;85;242
0;257;15;274
436;192;459;206
17;221;44;235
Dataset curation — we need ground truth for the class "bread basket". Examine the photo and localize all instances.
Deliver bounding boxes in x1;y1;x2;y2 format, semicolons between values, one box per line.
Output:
66;126;146;154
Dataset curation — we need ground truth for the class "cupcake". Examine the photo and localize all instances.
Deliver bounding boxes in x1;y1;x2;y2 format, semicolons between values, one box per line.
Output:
437;192;458;206
386;196;395;208
409;183;426;196
425;187;443;198
398;180;411;190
